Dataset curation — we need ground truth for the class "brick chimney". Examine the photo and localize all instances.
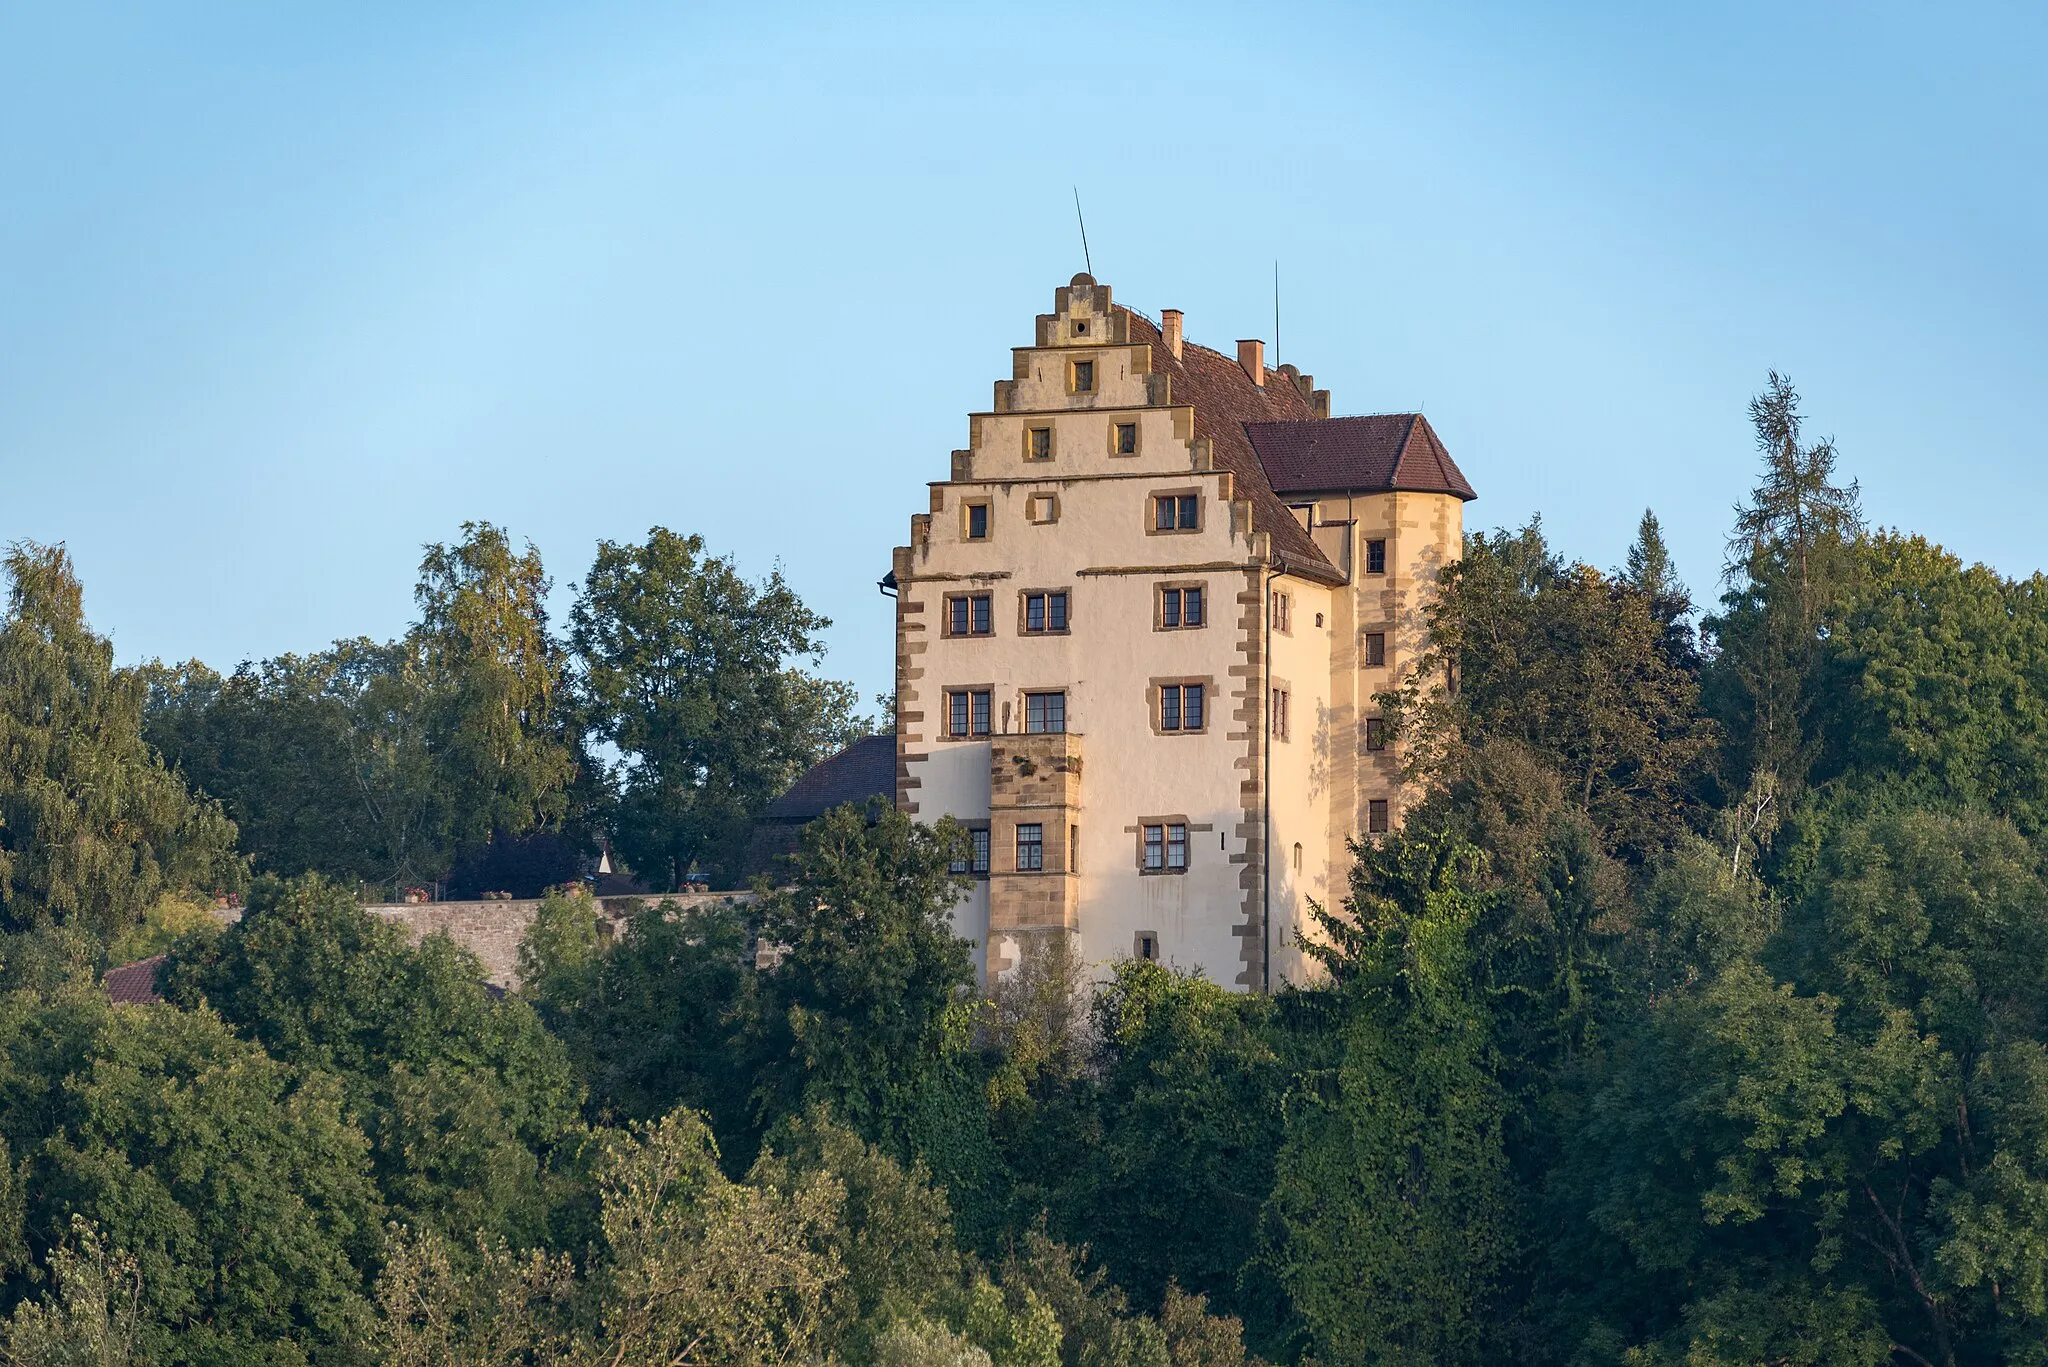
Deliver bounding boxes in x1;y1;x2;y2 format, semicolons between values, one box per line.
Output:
1237;339;1264;386
1161;309;1183;360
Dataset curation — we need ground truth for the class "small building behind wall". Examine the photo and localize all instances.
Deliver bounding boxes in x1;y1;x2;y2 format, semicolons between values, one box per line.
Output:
889;274;1477;992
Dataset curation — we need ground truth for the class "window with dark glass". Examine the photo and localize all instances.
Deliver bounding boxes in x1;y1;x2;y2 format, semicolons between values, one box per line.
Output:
947;594;993;637
1028;427;1053;460
1271;591;1291;632
1153;494;1199;531
947;689;991;738
1142;822;1189;872
1135;931;1159;960
1159;683;1205;732
1367;799;1390;834
965;503;990;539
1024;591;1069;634
1272;687;1290;741
1366;717;1387;751
1115;422;1137;454
1366;538;1387;574
1071;360;1095;393
1364;631;1386;666
1025;691;1066;734
950;826;991;877
1016;823;1044;871
1160;586;1204;629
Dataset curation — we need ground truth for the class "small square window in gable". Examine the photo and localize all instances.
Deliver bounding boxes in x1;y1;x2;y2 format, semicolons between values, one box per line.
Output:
1026;427;1054;462
1027;494;1059;524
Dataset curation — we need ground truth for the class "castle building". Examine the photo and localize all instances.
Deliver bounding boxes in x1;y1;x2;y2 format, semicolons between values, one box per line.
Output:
889;275;1476;990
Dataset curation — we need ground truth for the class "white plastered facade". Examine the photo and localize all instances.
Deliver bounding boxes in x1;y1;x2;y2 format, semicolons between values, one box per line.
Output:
891;276;1464;992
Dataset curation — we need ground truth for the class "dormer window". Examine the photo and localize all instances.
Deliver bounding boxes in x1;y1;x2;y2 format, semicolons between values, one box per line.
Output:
1070;360;1095;394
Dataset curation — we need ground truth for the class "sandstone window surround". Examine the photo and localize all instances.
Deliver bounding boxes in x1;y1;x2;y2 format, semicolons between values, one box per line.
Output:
946;688;993;738
1152;679;1210;734
1020;590;1070;635
1068;358;1096;394
1015;822;1045;871
1135;931;1159;960
1024;690;1066;734
1025;426;1054;462
963;500;991;541
944;593;994;638
1026;493;1059;524
1157;583;1206;630
1139;819;1190;874
1149;490;1201;534
1112;421;1138;456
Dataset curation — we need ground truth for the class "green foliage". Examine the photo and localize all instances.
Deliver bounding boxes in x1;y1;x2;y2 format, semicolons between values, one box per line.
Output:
1274;833;1510;1366
0;982;381;1364
570;526;870;889
752;802;976;1139
146;523;582;895
0;1217;143;1367
1392;521;1716;863
521;888;765;1160
160;875;587;1248
0;542;242;944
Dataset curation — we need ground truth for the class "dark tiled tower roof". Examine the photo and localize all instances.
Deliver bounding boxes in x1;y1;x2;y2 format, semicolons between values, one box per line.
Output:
1244;413;1478;501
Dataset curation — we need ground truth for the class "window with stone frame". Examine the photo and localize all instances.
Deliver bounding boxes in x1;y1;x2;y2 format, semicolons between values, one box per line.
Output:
1159;584;1205;630
1152;493;1200;532
1364;631;1386;667
1022;591;1070;634
1366;717;1387;752
946;689;992;738
1141;821;1189;873
1367;799;1390;834
964;501;990;540
1025;691;1066;734
1015;823;1044;871
1365;538;1387;574
1158;682;1206;733
1027;427;1053;461
945;594;994;637
1114;422;1138;455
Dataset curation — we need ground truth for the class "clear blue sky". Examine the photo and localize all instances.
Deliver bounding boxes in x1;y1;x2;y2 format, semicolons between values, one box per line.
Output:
5;1;2043;710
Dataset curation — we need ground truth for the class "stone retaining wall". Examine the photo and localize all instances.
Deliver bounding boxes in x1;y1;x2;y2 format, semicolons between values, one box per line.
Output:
365;892;756;989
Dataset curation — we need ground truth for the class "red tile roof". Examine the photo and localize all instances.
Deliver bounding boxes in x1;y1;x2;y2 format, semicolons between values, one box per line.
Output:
761;735;897;823
1122;311;1348;584
1244;413;1477;501
104;955;165;1006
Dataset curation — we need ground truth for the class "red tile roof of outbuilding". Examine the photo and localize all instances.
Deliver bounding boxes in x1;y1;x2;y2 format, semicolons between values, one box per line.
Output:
104;955;166;1006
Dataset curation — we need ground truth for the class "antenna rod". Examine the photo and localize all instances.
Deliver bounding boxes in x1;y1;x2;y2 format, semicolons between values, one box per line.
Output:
1274;260;1280;365
1074;188;1093;277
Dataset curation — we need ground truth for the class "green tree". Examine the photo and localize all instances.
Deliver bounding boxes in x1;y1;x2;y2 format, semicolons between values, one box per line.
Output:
0;982;382;1364
521;887;766;1158
1706;372;1864;795
570;528;868;889
1811;533;2048;834
160;875;588;1249
412;523;578;864
1270;832;1511;1366
1575;807;2048;1365
1391;523;1716;862
750;802;976;1139
0;543;242;944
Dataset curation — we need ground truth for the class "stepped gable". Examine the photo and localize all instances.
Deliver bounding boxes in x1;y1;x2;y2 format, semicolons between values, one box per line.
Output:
1121;310;1346;584
1244;412;1477;501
